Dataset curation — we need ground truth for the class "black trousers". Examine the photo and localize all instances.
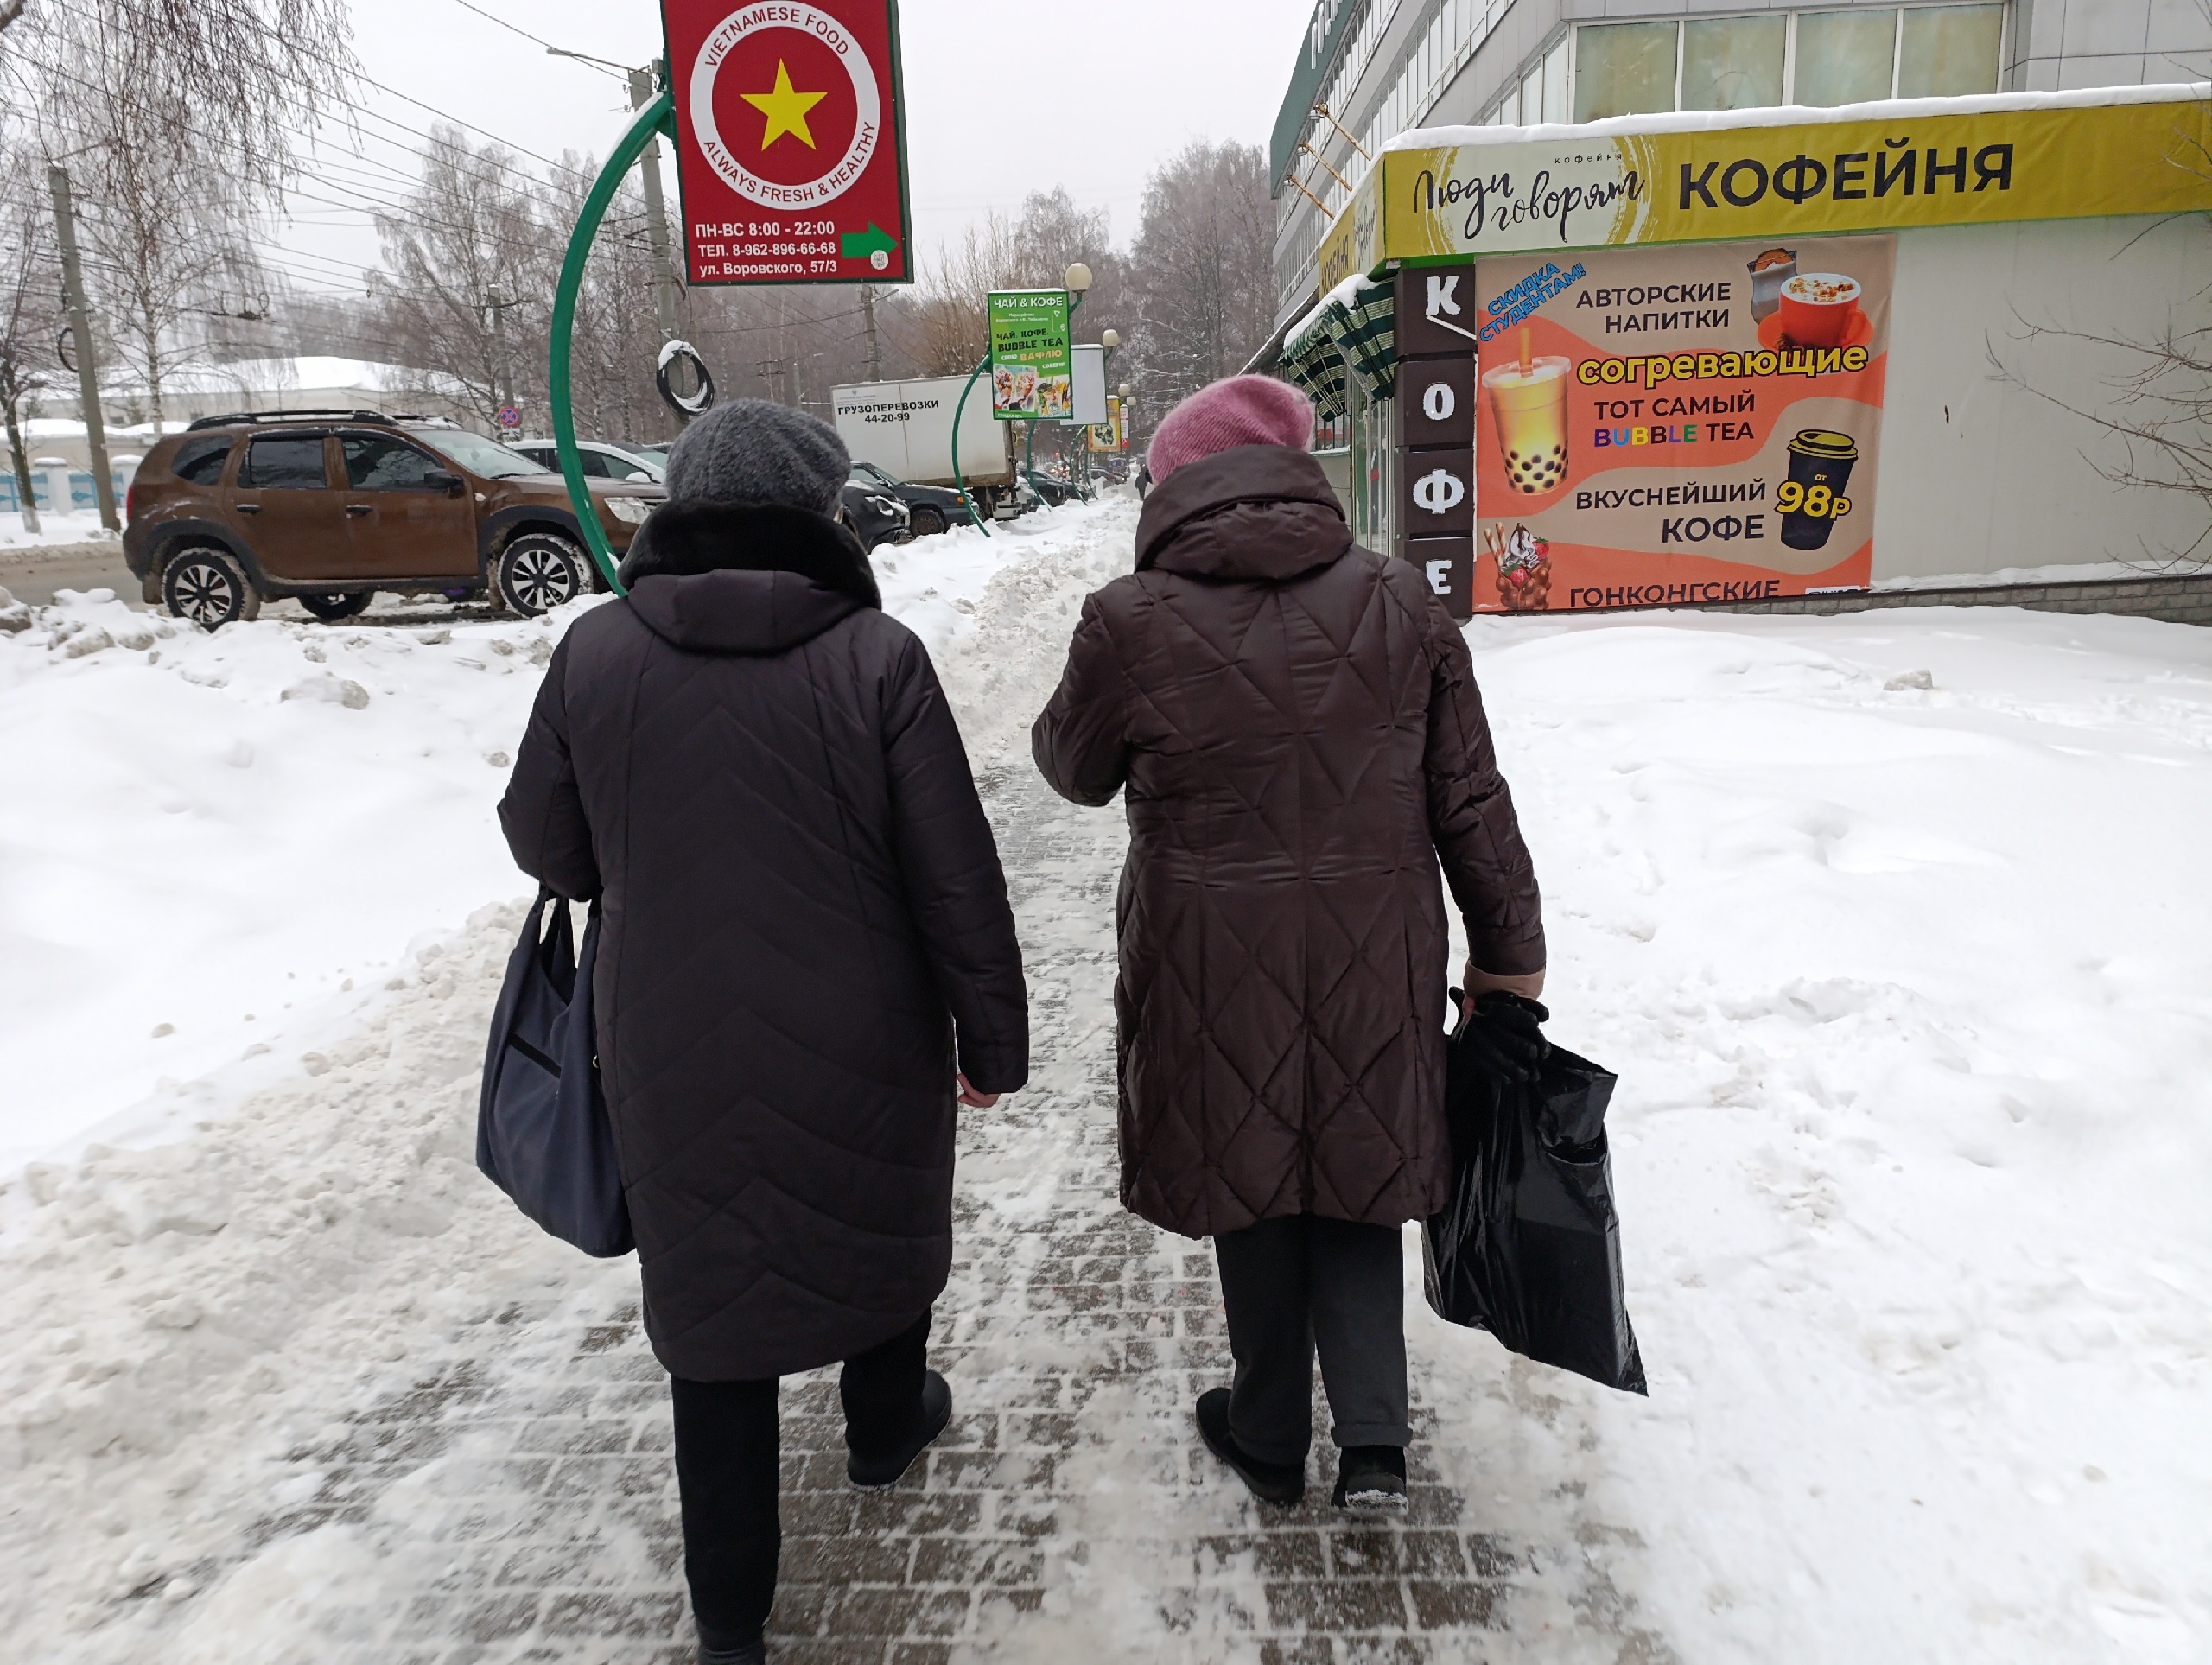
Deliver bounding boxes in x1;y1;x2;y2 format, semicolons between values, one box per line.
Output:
670;1310;932;1651
1213;1214;1411;1465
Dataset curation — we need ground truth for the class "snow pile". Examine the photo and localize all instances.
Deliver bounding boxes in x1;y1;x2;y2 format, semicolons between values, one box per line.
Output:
0;499;1135;1182
4;495;2209;1661
0;588;566;1176
1415;607;2212;1660
2;512;122;550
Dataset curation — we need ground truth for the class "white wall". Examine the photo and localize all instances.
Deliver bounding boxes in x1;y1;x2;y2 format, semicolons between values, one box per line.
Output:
1873;213;2210;578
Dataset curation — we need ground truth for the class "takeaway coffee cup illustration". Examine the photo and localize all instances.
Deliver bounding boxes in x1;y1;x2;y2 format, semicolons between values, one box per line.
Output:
1483;344;1572;495
1747;248;1797;321
1777;271;1864;347
1780;429;1859;550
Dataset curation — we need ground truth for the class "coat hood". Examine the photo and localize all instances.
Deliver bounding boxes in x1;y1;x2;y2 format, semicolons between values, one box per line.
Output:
1133;444;1352;583
620;499;879;655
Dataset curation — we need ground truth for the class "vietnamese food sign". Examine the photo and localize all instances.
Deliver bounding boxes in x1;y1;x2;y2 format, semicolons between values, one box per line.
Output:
1468;234;1895;613
660;0;912;286
987;289;1073;420
1316;88;2212;279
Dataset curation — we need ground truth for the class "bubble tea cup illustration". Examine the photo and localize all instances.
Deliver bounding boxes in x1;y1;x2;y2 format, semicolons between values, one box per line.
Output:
1483;327;1572;495
1779;429;1859;550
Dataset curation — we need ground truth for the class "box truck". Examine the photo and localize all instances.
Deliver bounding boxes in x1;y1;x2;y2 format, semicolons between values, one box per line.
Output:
831;375;1021;517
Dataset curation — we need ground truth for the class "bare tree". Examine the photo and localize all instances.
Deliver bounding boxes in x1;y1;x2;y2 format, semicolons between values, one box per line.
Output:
3;0;356;189
370;125;561;430
1126;141;1274;424
61;74;266;435
0;143;58;529
906;213;1027;375
1992;307;2212;566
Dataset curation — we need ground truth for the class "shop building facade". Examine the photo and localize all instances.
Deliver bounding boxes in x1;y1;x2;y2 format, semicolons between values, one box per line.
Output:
1274;0;2212;327
1268;4;2212;614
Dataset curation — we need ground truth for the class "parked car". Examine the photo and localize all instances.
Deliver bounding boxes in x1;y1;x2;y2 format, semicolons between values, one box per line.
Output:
507;437;665;483
838;471;911;551
123;410;663;626
848;460;967;537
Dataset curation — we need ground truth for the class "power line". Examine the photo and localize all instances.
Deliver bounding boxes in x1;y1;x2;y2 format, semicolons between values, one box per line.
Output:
447;0;628;81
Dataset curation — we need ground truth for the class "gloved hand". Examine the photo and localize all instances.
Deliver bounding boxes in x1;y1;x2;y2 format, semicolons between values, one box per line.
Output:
1451;989;1552;1084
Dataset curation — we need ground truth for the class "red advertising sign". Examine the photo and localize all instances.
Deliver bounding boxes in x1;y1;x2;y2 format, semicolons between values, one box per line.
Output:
659;1;912;287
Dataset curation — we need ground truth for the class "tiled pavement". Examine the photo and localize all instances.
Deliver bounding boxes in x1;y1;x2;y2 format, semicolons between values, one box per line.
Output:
238;766;1671;1664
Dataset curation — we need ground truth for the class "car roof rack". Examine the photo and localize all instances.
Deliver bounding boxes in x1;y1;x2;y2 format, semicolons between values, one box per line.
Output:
184;409;394;431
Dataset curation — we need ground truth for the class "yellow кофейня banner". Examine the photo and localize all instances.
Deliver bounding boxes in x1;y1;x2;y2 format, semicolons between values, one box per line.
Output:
1316;88;2212;284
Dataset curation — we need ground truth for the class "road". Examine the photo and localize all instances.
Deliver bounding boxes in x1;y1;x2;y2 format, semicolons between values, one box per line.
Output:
0;542;146;609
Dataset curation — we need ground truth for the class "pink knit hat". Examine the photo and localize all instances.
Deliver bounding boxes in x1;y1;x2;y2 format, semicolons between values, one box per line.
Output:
1146;376;1313;483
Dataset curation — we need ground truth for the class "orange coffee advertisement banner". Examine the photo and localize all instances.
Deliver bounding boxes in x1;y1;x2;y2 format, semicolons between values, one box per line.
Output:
1471;234;1893;613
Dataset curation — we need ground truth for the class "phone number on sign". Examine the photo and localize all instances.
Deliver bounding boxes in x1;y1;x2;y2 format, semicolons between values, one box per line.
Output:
695;240;840;258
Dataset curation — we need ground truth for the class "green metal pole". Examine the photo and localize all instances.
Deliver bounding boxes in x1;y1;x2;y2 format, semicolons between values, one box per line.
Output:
550;91;677;597
948;356;991;536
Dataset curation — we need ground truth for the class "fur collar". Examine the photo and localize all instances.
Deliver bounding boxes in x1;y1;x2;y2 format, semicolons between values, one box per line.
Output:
618;499;880;609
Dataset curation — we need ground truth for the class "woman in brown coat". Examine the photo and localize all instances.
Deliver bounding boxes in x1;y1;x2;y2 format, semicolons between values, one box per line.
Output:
1033;377;1543;1511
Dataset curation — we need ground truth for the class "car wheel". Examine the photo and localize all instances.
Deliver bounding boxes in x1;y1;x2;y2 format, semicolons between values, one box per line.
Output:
909;506;947;537
162;546;262;630
299;590;374;622
496;532;586;617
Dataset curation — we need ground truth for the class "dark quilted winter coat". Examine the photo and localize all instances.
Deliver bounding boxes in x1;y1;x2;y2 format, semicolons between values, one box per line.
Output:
1033;445;1542;1239
500;500;1027;1381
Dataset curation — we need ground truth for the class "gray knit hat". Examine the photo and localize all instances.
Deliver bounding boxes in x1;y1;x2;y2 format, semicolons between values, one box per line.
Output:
663;397;849;515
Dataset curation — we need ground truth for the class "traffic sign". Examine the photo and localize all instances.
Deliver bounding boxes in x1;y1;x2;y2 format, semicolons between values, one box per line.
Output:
497;404;523;429
660;1;913;288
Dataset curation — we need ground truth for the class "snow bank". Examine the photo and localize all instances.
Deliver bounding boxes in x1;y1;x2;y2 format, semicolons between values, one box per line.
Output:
0;499;1135;1179
6;499;2209;1660
0;588;569;1176
1416;604;2212;1661
1;512;122;551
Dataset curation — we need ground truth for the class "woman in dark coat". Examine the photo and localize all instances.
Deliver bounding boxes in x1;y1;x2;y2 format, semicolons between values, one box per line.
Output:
501;400;1027;1665
1033;376;1543;1513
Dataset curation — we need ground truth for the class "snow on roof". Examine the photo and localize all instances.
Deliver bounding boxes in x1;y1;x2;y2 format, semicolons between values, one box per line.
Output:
93;355;469;400
1379;80;2211;156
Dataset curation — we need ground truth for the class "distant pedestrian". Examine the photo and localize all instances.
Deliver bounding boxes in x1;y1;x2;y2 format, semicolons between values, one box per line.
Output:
1032;375;1543;1512
500;399;1028;1664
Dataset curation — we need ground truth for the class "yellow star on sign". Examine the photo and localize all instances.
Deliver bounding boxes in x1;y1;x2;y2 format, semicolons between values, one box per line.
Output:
741;60;827;151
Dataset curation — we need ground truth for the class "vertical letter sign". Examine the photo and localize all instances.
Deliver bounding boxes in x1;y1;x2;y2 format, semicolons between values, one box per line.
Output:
660;1;912;286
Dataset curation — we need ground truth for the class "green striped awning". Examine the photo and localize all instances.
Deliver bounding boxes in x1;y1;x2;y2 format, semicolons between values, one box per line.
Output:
1276;277;1396;420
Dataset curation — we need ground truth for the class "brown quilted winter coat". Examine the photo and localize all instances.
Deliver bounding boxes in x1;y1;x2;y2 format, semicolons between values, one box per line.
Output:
1033;445;1543;1239
501;500;1027;1381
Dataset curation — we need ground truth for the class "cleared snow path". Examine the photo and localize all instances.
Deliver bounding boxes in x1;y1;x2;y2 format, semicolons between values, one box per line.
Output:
3;496;2209;1662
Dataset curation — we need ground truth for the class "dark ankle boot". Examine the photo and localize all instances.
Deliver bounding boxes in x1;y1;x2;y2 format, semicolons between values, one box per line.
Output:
698;1637;766;1663
1195;1388;1306;1505
1332;1444;1408;1512
847;1369;953;1489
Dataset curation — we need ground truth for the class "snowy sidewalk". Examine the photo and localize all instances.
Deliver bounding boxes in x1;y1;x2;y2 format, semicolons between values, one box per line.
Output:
6;499;2209;1662
167;759;1660;1665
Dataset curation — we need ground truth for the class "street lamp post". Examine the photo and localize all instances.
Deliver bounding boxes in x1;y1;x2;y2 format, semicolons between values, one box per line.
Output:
1031;263;1094;498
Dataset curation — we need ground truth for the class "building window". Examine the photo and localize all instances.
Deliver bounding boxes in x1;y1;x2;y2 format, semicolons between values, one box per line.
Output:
1681;15;1788;111
1898;3;2008;96
1796;10;1903;106
1573;19;1677;123
1573;3;2003;123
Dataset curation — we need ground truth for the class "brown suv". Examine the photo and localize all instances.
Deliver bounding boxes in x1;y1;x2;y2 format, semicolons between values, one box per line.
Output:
123;410;663;625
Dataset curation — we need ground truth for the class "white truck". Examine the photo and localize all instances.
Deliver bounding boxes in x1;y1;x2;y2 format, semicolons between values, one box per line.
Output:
831;374;1020;517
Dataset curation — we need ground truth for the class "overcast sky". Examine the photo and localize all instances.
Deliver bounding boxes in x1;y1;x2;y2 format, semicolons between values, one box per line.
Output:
275;0;1300;298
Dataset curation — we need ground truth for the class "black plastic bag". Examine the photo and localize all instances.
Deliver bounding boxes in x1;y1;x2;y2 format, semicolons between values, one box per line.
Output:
477;887;633;1258
1422;1011;1647;1395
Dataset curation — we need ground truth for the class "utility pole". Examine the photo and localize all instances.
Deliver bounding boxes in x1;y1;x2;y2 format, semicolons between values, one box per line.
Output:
484;292;518;420
861;283;883;383
48;165;118;532
628;62;691;432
